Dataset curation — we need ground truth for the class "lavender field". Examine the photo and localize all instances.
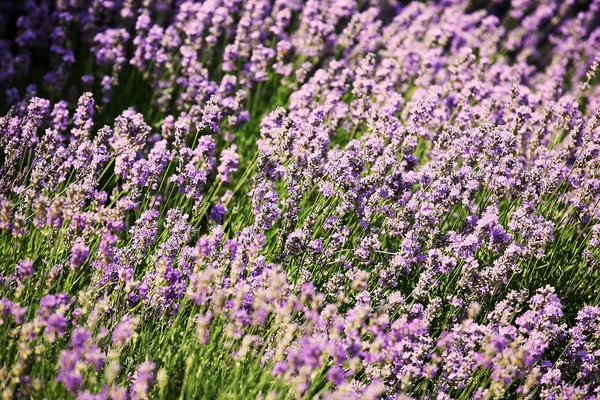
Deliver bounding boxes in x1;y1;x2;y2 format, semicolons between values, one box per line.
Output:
1;0;600;398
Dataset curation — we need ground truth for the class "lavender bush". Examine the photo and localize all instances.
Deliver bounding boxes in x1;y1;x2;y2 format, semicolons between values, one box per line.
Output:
1;0;600;398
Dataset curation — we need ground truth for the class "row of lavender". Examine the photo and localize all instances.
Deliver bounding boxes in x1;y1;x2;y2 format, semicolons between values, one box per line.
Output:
2;0;600;398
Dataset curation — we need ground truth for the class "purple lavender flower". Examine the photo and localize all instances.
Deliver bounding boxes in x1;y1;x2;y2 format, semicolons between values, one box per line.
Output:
70;237;90;269
16;259;34;280
217;144;238;183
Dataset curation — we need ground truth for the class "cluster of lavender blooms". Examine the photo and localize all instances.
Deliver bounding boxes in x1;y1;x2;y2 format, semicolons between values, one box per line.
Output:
2;0;600;398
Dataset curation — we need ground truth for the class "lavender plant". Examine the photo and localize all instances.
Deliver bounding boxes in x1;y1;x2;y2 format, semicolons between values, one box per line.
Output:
1;0;600;398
